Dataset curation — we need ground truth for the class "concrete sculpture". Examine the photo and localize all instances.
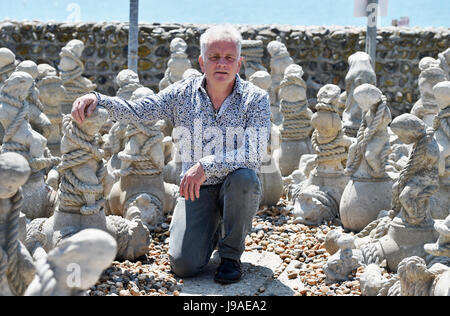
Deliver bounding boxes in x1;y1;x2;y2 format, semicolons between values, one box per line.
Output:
58;39;96;114
24;229;117;296
159;37;191;91
241;39;266;80
273;64;313;177
431;81;450;220
340;84;392;232
267;40;294;125
25;108;150;261
342;52;377;138
0;71;59;219
292;84;351;225
0;152;35;296
411;57;447;127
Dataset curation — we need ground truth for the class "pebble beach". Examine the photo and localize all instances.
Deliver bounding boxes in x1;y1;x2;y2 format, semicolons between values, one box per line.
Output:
88;196;395;296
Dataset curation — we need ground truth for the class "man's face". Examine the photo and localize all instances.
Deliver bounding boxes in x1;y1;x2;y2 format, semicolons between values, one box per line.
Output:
199;39;242;87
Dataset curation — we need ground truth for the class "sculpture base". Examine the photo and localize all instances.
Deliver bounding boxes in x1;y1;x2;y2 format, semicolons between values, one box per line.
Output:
377;217;438;272
340;177;392;232
21;172;54;220
274;138;312;177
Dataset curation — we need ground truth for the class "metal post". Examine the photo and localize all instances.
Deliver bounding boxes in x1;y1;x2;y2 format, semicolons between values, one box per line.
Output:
365;0;378;69
128;0;139;73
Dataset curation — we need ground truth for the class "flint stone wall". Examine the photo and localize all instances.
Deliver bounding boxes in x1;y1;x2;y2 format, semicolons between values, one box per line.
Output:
1;21;449;116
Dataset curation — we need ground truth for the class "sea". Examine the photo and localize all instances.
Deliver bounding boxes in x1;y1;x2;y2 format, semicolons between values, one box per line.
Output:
1;0;449;28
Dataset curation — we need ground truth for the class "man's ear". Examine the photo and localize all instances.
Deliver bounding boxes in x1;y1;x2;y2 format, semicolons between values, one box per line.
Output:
199;56;205;72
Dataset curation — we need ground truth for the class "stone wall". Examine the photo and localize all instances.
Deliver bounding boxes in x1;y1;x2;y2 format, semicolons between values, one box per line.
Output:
0;21;449;116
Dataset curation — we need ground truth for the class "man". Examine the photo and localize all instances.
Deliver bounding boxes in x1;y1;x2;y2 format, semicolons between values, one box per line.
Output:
72;25;271;284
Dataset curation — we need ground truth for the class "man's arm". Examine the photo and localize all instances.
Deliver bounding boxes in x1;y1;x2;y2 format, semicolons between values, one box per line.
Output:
72;82;183;125
199;93;271;180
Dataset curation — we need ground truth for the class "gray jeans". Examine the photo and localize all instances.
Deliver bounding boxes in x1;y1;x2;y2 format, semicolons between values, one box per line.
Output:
168;168;262;278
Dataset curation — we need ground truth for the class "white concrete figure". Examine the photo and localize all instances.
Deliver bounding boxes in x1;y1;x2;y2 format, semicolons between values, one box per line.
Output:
342;52;376;138
438;47;450;80
107;110;177;230
58;39;96;114
372;214;450;296
340;84;393;232
411;57;447;127
14;60;53;143
0;48;17;85
159;37;191;91
249;71;283;206
431;81;450;220
0;152;35;296
323;235;364;283
0;72;59;219
327;114;440;279
241;40;266;80
291;84;352;225
116;69;142;101
36;64;58;82
37;75;66;156
267;40;294;125
25;108;150;261
24;229;117;296
273;64;312;177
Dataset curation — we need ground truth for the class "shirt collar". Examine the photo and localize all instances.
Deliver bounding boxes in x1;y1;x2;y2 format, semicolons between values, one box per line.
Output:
196;74;243;96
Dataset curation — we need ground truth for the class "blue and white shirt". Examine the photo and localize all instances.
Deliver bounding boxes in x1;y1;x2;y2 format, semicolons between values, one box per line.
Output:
95;74;271;185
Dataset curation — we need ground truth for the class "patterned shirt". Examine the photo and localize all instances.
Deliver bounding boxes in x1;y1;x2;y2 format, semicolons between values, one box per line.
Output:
95;74;271;185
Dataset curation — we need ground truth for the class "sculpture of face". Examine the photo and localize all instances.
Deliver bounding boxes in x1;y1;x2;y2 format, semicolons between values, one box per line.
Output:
1;71;34;100
390;113;426;145
353;83;382;112
433;81;450;109
116;69;140;87
293;189;338;225
0;153;30;199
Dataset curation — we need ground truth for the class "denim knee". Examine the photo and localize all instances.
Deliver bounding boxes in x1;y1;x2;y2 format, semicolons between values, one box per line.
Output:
225;168;261;191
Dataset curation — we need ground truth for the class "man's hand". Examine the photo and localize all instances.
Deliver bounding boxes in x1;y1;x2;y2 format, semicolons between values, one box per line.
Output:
180;162;207;201
71;93;98;124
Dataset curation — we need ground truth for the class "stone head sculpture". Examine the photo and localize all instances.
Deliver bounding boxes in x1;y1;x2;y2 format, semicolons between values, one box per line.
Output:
115;69;140;88
37;64;58;81
249;71;271;91
59;39;85;72
130;87;154;101
0;152;30;199
432;80;450;110
37;76;66;105
25;229;117;296
418;66;446;101
0;71;34;101
292;188;339;225
167;38;191;79
278;64;306;102
390;113;427;145
353;83;383;112
170;37;188;54
317;84;342;110
16;61;39;81
72;106;109;137
65;39;84;58
0;48;16;83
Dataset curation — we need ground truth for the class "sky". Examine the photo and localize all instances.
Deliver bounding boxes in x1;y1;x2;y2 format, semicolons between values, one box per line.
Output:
1;0;449;27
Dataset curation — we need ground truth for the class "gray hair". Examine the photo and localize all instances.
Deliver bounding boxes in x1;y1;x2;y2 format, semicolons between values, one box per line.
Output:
200;25;242;60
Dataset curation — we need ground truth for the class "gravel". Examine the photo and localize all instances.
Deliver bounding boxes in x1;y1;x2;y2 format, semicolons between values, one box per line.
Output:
88;197;395;296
